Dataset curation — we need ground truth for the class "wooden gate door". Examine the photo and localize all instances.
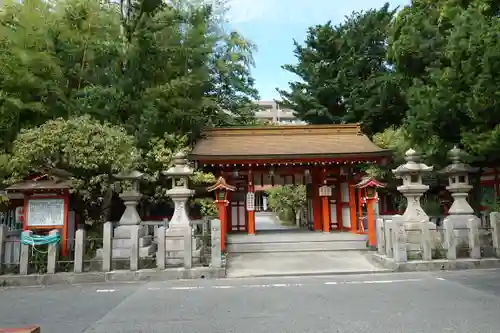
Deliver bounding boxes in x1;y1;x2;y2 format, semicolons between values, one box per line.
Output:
230;190;247;232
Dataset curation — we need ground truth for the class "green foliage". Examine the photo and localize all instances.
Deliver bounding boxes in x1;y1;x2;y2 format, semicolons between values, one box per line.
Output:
0;0;258;221
278;4;406;135
279;0;500;173
9;116;139;181
194;197;218;217
265;185;307;223
389;0;500;164
0;0;259;152
8;116;140;223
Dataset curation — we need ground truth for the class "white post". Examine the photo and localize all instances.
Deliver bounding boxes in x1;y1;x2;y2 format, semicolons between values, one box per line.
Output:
156;226;166;270
384;219;394;257
47;229;60;274
491;212;500;257
210;219;222;268
19;230;32;275
468;217;481;259
392;216;407;263
183;226;193;269
0;224;5;275
375;218;385;255
74;229;85;273
420;221;432;261
130;225;140;271
102;222;113;272
444;219;457;260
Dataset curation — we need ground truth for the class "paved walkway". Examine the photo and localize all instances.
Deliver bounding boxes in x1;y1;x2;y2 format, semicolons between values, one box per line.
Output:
2;270;500;332
226;251;387;277
255;211;297;231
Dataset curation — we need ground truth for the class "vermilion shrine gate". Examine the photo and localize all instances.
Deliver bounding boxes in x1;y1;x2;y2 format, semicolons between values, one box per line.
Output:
191;124;390;244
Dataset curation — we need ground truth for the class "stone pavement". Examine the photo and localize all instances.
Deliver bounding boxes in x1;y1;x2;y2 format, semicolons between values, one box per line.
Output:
2;269;500;332
226;251;387;277
254;211;297;230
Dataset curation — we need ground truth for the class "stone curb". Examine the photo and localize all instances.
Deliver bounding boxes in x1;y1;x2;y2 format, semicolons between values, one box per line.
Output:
0;267;226;287
372;253;500;272
226;269;395;279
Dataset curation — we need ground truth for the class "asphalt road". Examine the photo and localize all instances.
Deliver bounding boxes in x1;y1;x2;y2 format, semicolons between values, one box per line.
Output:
2;269;500;332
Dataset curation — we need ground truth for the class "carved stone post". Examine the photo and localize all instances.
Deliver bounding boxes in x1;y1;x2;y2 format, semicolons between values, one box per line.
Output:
392;216;408;263
491;212;500;258
444;219;457;260
468;217;481;259
210;219;222;268
47;229;60;274
0;224;5;275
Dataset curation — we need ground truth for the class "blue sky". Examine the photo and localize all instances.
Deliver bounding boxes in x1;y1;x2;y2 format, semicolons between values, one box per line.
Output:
227;0;410;100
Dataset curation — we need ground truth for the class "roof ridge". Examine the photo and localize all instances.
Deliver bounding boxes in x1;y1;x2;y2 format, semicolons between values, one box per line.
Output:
203;124;363;137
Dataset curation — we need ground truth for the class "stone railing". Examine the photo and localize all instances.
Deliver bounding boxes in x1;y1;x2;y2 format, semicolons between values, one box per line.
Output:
374;212;500;270
0;219;223;280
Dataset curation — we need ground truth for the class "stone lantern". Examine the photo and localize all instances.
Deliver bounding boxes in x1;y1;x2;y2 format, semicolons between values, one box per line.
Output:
164;152;195;226
115;170;144;226
439;146;478;215
439;146;480;239
392;149;434;222
106;170;155;259
163;151;195;264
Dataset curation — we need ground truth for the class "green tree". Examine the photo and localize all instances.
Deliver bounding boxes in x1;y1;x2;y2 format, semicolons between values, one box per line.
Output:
0;0;259;152
265;185;307;224
7;116;140;223
388;0;500;166
278;3;406;135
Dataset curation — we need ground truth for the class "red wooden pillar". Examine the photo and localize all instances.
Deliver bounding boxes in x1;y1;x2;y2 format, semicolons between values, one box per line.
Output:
366;197;376;247
312;168;322;231
207;177;236;252
357;188;363;233
215;200;228;251
321;196;330;232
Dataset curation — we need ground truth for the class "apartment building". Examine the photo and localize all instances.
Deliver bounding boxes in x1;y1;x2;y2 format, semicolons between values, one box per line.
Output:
255;100;306;124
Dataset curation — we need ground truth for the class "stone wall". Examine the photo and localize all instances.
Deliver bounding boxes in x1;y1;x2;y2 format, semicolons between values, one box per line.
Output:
0;219;224;285
373;212;500;271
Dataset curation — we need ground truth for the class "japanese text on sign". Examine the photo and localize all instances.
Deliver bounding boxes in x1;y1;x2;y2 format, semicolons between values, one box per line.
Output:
26;198;65;227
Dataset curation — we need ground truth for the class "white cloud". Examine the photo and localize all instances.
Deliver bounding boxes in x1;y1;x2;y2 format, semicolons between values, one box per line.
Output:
226;0;337;24
226;0;407;25
225;0;276;23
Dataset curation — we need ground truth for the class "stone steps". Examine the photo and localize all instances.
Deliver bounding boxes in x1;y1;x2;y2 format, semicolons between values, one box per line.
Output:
227;232;368;253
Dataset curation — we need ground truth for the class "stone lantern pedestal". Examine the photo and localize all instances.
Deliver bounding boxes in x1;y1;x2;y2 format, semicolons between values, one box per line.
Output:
97;171;155;260
392;149;438;250
164;152;197;265
439;147;480;243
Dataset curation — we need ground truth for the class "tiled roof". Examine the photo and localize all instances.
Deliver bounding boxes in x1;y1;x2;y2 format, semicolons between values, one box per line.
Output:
191;124;390;160
6;180;71;191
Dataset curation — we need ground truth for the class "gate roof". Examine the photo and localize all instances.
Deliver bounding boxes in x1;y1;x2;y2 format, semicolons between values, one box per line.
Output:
190;124;390;162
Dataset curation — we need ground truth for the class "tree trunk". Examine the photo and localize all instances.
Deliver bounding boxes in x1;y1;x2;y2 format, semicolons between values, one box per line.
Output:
100;174;114;223
295;209;301;228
